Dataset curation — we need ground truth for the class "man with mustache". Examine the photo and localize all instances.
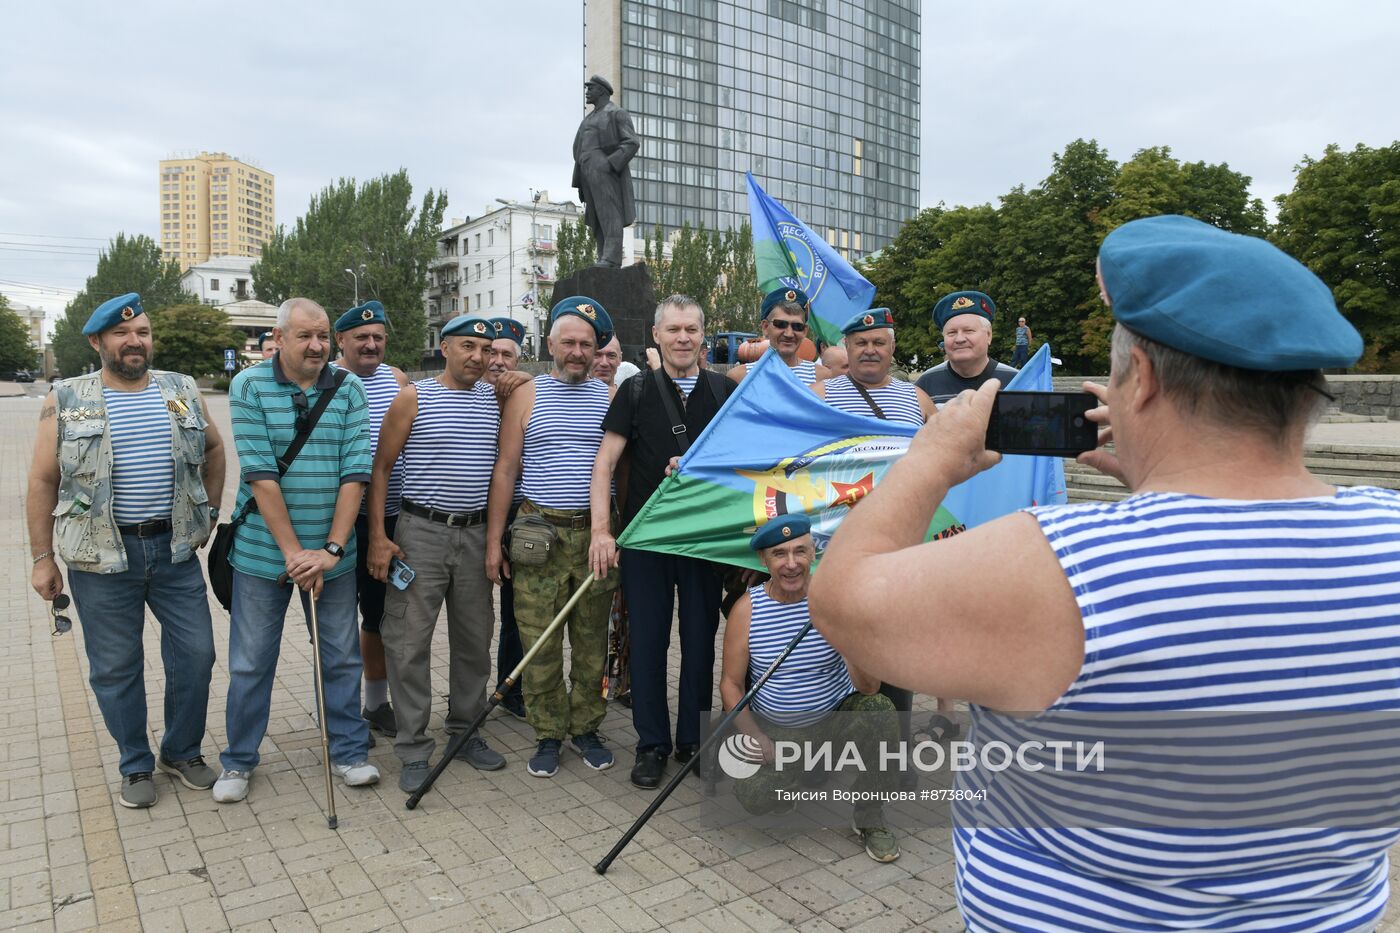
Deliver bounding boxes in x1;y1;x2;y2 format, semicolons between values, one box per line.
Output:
214;297;378;803
916;291;1019;406
726;288;832;386
332;300;409;741
26;292;225;809
488;297;618;778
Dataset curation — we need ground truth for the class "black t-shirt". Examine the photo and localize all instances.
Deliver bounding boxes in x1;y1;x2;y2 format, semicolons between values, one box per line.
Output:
603;368;736;527
915;359;1020;406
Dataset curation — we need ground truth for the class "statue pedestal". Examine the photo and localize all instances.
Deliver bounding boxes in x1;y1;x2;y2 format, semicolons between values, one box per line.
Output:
552;263;656;367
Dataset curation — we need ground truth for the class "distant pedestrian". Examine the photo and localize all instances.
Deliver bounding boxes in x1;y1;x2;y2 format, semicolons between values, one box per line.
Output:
1011;316;1033;368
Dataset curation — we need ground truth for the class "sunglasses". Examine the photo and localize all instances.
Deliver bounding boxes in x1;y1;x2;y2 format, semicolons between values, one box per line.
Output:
768;319;807;332
292;391;311;432
52;594;73;637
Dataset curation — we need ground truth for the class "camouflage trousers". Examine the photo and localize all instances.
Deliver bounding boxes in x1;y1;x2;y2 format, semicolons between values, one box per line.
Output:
511;503;618;741
735;691;899;822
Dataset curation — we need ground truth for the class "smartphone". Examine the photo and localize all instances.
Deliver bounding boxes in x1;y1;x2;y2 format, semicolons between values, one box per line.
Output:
388;557;416;590
985;391;1097;457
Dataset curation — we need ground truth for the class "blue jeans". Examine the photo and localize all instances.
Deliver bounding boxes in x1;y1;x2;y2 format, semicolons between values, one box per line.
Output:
66;530;215;776
221;570;369;771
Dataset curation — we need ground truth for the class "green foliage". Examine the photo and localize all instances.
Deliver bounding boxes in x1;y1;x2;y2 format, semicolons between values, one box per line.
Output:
1273;142;1400;371
252;170;444;371
51;233;192;377
0;295;38;373
642;222;760;332
146;303;245;378
554;216;596;290
866;139;1270;372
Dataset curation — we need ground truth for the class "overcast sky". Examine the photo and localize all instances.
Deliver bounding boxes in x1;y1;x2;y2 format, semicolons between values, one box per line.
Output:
2;0;1395;324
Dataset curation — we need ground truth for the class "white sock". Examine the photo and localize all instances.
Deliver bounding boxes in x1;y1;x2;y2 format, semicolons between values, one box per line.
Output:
364;679;389;710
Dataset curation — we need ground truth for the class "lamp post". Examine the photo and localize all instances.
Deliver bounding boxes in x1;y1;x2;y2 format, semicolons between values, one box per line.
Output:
344;267;359;306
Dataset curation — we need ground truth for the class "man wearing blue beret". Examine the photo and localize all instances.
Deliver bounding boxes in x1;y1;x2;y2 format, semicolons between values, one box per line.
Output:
27;292;226;808
488;296;620;778
813;216;1400;930
915;290;1019;406
727;287;833;386
331;300;410;743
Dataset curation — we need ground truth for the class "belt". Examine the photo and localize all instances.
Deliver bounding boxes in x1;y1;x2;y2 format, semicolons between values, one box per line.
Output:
118;518;172;537
401;498;485;527
523;502;591;529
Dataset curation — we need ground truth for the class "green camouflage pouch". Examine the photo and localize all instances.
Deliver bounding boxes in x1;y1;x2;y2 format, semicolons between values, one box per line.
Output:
509;513;558;567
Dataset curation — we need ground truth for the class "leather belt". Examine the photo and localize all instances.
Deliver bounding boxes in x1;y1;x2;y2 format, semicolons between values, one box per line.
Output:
522;502;591;529
401;498;486;527
118;518;172;537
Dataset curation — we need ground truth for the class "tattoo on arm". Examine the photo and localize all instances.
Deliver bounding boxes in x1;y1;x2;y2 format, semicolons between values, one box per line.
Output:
39;404;56;420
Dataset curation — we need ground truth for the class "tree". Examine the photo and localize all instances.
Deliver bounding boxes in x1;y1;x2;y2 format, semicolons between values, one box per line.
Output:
0;295;38;373
1273;142;1400;371
145;303;245;378
50;233;192;377
554;216;596;287
253;170;445;371
641;222;759;331
709;223;763;332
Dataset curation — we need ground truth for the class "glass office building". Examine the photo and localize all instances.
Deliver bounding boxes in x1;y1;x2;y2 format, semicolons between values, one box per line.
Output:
585;0;920;260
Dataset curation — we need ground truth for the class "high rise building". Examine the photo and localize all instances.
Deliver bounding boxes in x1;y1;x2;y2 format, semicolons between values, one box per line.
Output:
158;152;275;272
584;0;920;261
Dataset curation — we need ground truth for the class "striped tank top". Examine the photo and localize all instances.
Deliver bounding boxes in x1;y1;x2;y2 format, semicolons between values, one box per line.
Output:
520;375;610;509
748;585;854;727
823;375;923;425
349;363;404;515
787;358;817;385
956;488;1400;932
103;384;174;525
399;377;499;512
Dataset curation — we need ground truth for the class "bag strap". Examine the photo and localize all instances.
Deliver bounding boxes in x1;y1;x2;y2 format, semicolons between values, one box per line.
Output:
237;367;349;520
851;380;888;420
652;366;691;454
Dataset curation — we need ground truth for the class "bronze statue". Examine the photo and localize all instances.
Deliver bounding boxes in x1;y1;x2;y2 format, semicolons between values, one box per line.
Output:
571;75;640;268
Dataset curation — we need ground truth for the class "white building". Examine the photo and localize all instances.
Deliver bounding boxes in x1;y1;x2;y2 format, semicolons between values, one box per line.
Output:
181;256;257;306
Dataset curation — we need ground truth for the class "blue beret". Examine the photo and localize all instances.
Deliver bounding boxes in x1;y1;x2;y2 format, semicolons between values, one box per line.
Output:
933;291;996;329
489;317;526;344
550;296;614;345
750;513;812;551
761;287;811;320
335;300;385;333
842;307;895;335
441;314;495;339
83;292;143;335
1100;214;1362;371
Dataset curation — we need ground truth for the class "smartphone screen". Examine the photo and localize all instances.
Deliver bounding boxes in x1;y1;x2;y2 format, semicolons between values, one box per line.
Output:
985;391;1097;457
388;557;416;590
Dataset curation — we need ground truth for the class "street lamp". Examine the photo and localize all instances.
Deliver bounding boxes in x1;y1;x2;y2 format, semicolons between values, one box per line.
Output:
344;267;358;306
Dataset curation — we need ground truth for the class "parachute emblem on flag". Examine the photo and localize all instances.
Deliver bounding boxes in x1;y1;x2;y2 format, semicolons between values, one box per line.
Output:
776;221;828;300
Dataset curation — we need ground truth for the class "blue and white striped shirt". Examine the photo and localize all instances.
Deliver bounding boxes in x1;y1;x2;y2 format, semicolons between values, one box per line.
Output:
104;384;174;525
400;377;499;512
673;375;698;397
788;358;817;385
956;488;1400;932
748;585;853;727
342;363;404;516
520;375;609;509
823;375;924;425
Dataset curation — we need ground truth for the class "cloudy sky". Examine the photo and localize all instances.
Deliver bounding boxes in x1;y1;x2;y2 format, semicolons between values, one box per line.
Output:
2;0;1394;324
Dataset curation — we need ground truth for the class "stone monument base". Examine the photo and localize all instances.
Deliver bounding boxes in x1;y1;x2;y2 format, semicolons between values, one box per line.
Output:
551;263;656;367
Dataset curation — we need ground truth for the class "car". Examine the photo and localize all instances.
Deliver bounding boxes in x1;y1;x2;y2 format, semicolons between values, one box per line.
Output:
7;370;34;383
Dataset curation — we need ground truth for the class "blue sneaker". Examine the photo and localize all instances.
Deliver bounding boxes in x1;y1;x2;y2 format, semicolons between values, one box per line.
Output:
571;732;615;771
528;739;562;777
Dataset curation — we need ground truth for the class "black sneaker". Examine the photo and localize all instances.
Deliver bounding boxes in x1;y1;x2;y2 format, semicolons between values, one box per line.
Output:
630;748;667;789
499;694;527;721
674;744;698;765
363;702;398;736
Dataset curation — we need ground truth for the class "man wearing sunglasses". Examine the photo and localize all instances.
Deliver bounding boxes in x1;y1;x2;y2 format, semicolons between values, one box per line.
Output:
26;292;225;809
726;287;833;386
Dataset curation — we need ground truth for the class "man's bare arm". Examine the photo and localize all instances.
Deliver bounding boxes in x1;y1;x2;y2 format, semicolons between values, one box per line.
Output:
27;393;62;599
199;396;226;512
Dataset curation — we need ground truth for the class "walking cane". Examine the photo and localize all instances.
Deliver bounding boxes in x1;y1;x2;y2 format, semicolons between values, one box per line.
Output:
279;572;338;830
594;619;813;874
406;572;596;809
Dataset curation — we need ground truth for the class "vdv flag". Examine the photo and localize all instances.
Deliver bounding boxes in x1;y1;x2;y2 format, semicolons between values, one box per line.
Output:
618;344;1067;570
746;172;877;347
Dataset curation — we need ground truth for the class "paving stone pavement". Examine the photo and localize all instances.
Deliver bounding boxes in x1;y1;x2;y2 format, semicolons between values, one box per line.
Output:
2;392;970;933
7;388;1400;933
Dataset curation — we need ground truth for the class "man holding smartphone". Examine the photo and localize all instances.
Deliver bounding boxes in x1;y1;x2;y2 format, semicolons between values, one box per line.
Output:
915;291;1019;406
368;314;506;793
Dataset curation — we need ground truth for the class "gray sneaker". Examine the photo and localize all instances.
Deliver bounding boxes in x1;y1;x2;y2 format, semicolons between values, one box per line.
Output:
157;755;217;790
119;772;157;809
363;702;398;736
399;760;430;794
453;735;506;771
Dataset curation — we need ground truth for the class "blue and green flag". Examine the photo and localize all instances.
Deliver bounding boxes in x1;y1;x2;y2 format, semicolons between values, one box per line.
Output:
618;345;1067;570
746;172;876;347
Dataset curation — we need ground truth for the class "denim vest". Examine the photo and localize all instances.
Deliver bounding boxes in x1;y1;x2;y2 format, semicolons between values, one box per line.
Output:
54;370;211;573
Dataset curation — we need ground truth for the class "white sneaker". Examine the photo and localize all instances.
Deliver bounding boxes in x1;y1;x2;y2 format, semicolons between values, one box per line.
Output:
212;769;251;803
331;760;380;787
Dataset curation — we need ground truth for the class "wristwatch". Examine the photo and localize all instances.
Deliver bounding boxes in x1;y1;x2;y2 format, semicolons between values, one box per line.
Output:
323;542;345;558
209;506;221;522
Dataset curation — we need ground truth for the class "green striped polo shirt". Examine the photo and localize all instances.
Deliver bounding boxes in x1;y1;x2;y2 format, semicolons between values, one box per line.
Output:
229;355;371;581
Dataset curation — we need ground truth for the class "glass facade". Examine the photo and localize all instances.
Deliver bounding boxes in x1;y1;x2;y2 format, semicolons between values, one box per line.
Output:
612;0;919;259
